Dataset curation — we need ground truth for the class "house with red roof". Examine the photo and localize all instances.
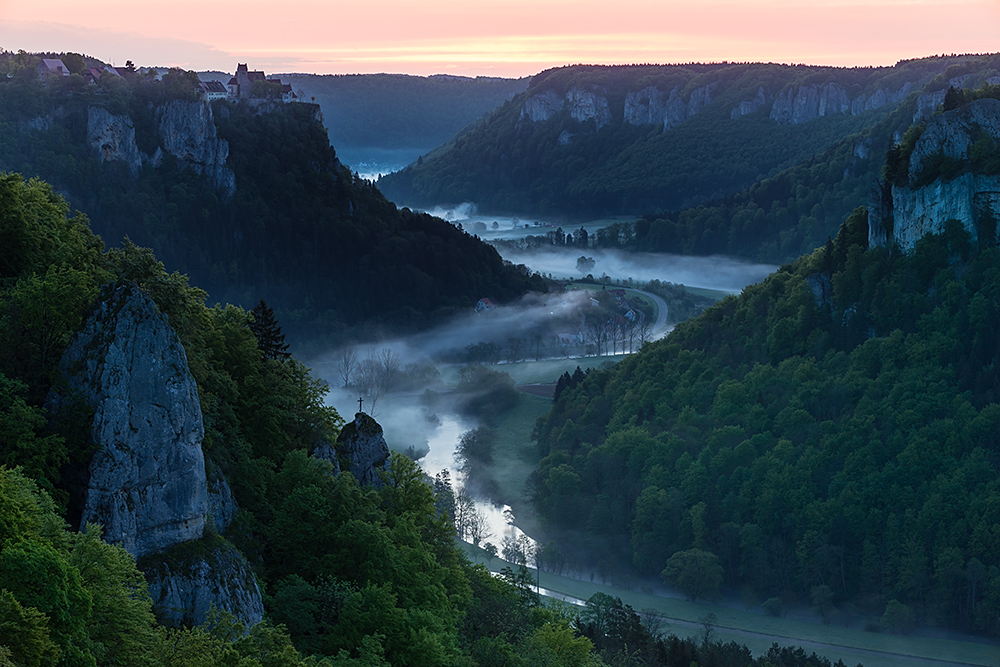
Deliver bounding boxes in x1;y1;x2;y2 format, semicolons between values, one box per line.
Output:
475;298;498;312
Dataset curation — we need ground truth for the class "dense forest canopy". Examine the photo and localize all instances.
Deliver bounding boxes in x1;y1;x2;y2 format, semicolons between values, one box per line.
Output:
531;194;1000;634
0;51;543;351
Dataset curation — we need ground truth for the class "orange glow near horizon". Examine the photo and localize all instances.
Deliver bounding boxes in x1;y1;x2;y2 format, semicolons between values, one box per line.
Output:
0;0;996;77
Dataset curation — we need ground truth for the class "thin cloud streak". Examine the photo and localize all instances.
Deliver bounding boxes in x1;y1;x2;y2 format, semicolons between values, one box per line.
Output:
1;1;997;77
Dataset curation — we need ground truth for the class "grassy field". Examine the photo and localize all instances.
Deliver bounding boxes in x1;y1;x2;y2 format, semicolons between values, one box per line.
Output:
478;392;551;508
459;542;998;667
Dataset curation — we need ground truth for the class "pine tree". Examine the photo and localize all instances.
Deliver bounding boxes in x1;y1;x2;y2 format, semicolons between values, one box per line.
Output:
249;299;290;360
943;85;965;111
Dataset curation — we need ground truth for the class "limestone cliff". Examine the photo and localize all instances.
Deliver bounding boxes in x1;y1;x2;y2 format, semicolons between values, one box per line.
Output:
48;283;207;559
520;90;565;123
156;101;236;197
769;82;913;125
622;83;716;130
624;86;667;126
566;88;612;129
48;282;263;628
85;100;235;197
869;98;1000;251
907;98;1000;183
87;107;144;176
142;536;264;628
336;412;390;487
520;87;612;128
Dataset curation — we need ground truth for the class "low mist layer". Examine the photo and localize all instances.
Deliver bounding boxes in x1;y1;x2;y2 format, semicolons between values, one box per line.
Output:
500;247;776;293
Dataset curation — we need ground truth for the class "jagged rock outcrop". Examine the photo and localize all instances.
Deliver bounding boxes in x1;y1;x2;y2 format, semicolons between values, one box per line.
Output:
771;83;851;125
662;87;689;130
336;412;390;487
566;88;612;129
881;174;1000;250
730;87;767;119
87;107;143;176
520;90;564;122
157;101;236;197
48;283;207;559
770;82;914;125
624;86;667;125
907;98;1000;182
622;83;715;130
869;99;1000;251
915;90;947;121
49;283;263;629
143;536;264;628
520;87;611;128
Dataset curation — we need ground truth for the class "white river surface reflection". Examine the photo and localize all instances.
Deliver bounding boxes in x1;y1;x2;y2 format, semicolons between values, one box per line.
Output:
421;414;536;556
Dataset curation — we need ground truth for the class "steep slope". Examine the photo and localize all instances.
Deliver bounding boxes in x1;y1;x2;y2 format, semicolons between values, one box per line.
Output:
0;59;543;349
529;97;1000;635
379;55;1000;232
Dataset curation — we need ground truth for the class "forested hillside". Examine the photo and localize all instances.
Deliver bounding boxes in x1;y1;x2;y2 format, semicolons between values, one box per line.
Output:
380;54;1000;261
0;52;543;350
0;170;868;667
531;193;1000;634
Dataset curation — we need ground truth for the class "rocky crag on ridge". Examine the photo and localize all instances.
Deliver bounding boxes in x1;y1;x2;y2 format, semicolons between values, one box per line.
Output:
870;97;1000;250
313;412;391;487
47;282;262;627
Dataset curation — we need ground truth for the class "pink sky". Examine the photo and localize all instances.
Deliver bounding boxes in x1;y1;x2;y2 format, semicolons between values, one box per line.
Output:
1;0;996;77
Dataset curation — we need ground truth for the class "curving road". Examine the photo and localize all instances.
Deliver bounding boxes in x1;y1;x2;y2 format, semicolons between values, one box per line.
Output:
621;287;670;337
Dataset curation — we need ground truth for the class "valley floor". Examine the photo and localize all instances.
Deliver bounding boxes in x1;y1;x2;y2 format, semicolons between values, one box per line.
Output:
461;543;999;667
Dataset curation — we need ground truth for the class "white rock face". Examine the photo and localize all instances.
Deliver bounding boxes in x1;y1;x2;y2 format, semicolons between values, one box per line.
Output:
625;86;667;125
520;90;564;122
87;107;143;176
771;83;850;124
869;99;1000;251
337;412;390;487
907;98;1000;183
144;538;264;628
882;174;1000;250
50;284;207;559
915;90;947;121
662;87;688;130
566;88;612;128
520;88;611;128
157;101;236;197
